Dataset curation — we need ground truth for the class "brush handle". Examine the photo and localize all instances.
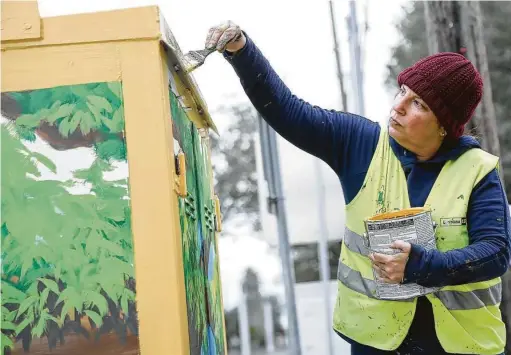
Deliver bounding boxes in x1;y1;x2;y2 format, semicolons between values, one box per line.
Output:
197;48;216;58
182;32;242;73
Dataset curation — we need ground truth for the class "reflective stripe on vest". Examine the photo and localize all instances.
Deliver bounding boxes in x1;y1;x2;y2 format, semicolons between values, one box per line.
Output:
340;227;502;310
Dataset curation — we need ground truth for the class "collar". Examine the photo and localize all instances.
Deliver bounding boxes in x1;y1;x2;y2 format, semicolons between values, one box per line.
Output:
389;134;481;170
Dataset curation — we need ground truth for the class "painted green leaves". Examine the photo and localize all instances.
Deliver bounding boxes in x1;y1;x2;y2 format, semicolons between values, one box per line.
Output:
1;81;137;353
170;88;226;354
12;82;124;139
1;280;61;341
86;95;124;134
171;90;209;355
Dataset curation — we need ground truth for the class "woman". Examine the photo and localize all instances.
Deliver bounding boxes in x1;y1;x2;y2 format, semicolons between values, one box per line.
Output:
204;22;511;355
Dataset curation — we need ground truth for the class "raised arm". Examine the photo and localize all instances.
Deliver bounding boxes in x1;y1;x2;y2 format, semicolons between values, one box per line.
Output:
205;22;380;177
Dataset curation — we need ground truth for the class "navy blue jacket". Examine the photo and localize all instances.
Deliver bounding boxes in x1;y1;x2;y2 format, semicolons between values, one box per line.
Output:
223;34;511;352
224;34;511;289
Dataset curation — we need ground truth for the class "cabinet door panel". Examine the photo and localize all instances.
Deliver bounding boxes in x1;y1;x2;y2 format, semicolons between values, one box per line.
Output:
191;128;226;355
169;90;209;355
1;82;140;355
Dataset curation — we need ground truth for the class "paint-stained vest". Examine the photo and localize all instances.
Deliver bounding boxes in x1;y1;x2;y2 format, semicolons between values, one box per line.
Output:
333;128;505;354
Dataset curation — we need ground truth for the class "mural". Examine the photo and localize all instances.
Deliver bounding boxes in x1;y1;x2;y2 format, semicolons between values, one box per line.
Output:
169;84;226;354
0;82;140;354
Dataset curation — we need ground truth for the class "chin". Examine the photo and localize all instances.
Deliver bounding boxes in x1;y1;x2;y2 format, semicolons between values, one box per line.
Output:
388;125;400;139
388;126;407;146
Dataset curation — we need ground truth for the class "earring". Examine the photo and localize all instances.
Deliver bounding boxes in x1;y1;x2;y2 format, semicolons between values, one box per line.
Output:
440;131;446;137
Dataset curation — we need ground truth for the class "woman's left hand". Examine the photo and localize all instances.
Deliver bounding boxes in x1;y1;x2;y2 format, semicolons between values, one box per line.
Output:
370;240;412;284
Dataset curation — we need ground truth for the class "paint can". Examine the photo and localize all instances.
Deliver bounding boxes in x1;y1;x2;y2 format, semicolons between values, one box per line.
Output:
363;207;437;255
363;208;439;300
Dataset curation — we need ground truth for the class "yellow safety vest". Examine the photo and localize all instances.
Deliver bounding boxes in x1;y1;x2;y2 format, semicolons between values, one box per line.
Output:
333;128;505;354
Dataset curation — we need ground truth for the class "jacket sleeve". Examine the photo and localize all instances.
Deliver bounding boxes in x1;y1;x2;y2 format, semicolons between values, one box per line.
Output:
223;33;380;179
404;168;511;287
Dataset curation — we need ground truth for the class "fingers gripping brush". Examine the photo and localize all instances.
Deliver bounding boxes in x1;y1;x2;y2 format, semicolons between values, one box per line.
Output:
181;47;216;73
181;33;242;74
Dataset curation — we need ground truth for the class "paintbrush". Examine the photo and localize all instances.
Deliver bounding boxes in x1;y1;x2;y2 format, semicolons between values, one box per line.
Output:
181;33;243;74
181;48;216;74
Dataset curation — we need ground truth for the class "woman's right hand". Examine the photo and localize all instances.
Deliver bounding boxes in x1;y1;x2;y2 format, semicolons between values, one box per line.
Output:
205;21;246;54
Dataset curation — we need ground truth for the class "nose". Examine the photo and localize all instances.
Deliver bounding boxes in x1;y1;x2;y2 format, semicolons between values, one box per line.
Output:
392;93;407;116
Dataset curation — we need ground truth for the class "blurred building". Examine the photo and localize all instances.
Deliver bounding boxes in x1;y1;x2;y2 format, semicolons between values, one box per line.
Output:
255;132;350;354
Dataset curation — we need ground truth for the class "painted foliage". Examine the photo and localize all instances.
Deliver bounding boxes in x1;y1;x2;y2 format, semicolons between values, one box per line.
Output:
193;118;226;355
1;82;140;354
169;85;225;354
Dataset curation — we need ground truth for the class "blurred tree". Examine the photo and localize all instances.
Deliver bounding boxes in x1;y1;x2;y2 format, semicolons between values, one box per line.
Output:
209;103;260;231
385;1;511;202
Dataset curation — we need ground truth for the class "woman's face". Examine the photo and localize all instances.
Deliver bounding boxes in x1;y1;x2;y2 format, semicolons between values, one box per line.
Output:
389;85;445;159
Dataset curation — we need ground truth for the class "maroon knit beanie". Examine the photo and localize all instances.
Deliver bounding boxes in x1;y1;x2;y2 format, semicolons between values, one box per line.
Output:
397;52;483;139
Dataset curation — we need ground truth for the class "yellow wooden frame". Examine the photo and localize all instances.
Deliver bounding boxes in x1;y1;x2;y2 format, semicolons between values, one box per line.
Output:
1;1;225;354
1;1;42;41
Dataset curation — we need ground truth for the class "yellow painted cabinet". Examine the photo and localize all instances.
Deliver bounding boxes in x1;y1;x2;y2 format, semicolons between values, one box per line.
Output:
1;2;226;354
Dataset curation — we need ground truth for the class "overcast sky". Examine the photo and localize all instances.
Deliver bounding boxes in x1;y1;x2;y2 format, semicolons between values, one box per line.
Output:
31;0;411;310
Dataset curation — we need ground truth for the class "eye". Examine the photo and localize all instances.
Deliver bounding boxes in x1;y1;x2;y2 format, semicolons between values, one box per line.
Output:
399;87;406;96
413;99;424;109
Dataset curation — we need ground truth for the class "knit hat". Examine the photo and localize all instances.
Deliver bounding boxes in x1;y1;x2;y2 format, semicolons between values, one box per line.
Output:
397;52;483;139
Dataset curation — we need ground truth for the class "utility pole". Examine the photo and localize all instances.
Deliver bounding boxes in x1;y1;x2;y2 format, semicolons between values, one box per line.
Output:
328;0;348;112
314;158;335;355
258;115;302;355
423;0;467;134
424;2;462;54
346;0;365;116
238;289;251;355
424;3;510;352
459;3;509;352
458;2;504;179
423;2;503;171
263;298;276;353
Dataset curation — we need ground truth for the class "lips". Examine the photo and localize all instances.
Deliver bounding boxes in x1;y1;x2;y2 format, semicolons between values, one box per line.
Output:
390;117;402;126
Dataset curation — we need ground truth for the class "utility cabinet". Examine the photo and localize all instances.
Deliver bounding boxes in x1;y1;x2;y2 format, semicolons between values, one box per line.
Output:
1;2;226;354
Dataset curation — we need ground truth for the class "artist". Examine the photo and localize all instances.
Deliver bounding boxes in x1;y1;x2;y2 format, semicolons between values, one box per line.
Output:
203;21;511;355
